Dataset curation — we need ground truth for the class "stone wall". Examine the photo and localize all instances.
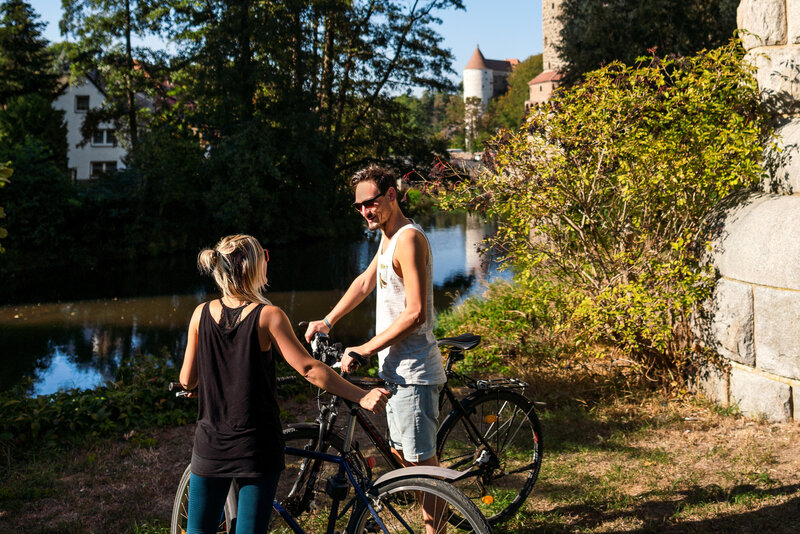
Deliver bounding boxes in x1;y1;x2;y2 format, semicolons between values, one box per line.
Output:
542;0;565;72
701;0;800;422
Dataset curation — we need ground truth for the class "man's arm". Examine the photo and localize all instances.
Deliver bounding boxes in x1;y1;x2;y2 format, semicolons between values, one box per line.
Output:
342;230;428;370
304;252;379;342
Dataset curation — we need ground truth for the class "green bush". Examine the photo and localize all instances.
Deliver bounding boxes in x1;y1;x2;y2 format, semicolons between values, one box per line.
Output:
435;280;574;375
0;354;195;457
435;41;771;382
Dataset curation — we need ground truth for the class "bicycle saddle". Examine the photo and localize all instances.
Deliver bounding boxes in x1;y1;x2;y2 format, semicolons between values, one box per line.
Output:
436;333;481;351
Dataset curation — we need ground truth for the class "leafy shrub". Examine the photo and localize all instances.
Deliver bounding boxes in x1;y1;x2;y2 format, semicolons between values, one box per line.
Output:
434;41;771;382
435;279;575;375
0;354;194;456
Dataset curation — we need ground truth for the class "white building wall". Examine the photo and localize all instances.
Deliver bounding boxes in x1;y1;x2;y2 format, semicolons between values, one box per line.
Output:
52;78;127;181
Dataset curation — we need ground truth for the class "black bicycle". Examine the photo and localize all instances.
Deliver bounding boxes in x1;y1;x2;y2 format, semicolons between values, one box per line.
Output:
282;331;543;527
169;366;494;533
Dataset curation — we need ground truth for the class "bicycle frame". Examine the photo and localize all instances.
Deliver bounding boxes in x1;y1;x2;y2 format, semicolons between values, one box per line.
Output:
274;445;388;534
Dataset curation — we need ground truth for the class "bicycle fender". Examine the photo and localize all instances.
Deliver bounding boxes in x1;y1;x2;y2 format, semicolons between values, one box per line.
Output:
370;465;464;487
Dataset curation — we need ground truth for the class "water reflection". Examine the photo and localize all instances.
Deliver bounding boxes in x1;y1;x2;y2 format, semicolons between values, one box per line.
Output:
0;213;507;396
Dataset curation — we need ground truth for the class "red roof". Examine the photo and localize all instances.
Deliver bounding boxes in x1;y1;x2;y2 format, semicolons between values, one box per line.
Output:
528;70;564;85
465;46;488;70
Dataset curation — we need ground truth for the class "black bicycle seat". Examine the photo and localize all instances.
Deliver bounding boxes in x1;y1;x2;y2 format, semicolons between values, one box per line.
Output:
436;333;481;351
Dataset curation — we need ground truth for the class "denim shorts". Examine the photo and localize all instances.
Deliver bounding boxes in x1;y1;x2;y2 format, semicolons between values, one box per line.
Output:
385;383;443;463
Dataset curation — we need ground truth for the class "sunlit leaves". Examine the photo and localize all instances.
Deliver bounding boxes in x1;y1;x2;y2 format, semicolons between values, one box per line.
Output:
437;41;771;379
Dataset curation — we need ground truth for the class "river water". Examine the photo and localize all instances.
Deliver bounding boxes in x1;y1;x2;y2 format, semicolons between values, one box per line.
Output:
0;213;507;396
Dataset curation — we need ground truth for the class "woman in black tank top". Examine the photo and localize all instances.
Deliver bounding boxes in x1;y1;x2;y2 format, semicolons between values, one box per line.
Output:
178;234;390;534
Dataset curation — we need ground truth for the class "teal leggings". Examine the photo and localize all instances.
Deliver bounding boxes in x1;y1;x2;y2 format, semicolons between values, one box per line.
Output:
186;472;281;534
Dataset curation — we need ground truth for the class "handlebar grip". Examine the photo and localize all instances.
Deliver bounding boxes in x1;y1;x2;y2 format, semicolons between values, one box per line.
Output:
347;351;368;371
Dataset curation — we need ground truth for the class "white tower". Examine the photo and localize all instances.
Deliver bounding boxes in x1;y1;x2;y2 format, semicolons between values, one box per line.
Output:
463;46;493;110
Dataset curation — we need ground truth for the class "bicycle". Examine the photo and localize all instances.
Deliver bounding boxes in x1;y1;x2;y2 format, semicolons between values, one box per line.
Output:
277;332;543;527
168;345;494;534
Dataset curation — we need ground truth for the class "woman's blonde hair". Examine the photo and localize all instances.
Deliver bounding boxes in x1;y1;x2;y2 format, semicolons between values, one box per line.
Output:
197;234;271;305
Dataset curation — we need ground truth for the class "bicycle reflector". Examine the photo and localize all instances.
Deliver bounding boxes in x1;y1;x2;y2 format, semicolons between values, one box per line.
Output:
366;456;377;469
484;414;498;424
482;495;495;505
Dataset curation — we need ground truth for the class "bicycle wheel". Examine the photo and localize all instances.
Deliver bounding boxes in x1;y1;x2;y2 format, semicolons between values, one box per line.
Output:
170;464;233;534
437;389;542;525
347;476;493;533
271;423;371;533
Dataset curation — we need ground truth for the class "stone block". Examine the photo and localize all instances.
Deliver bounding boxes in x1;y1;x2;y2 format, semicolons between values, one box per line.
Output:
705;278;755;366
710;194;800;291
738;0;787;50
695;363;729;406
794;386;799;422
753;286;800;380
745;48;800;110
730;366;792;422
790;0;800;44
763;119;800;194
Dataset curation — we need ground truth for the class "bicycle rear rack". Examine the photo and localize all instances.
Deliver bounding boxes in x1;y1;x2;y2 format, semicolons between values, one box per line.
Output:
474;377;528;390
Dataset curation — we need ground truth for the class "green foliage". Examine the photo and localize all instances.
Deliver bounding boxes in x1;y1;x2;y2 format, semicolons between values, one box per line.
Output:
483;54;543;131
0;161;10;251
435;42;770;381
0;354;195;457
0;0;59;102
435;280;574;374
558;0;738;85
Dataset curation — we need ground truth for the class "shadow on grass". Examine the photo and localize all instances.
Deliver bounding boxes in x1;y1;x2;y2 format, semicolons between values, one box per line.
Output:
509;365;800;533
519;483;800;533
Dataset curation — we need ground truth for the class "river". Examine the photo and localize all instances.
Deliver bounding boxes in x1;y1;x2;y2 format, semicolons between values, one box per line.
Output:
0;213;507;396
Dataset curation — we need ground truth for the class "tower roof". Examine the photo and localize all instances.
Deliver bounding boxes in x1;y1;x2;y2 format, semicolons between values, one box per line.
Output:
465;46;488;70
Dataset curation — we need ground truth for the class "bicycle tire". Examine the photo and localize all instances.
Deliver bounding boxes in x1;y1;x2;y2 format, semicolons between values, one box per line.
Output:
346;475;493;533
271;423;371;532
170;464;233;534
437;388;543;525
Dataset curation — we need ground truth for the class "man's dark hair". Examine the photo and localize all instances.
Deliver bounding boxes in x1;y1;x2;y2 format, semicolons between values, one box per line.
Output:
349;165;397;193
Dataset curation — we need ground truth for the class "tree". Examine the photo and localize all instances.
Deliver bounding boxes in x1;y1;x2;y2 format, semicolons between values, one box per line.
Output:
0;0;59;103
484;54;542;131
157;0;465;241
558;0;738;85
435;42;771;381
0;162;10;252
60;0;169;153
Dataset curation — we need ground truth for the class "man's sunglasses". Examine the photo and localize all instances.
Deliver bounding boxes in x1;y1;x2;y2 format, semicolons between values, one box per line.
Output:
352;191;385;211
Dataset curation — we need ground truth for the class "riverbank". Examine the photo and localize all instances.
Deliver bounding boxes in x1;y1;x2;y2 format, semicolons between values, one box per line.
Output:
3;361;799;533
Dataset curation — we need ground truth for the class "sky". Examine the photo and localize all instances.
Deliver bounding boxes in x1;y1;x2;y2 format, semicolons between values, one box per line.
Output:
30;0;543;83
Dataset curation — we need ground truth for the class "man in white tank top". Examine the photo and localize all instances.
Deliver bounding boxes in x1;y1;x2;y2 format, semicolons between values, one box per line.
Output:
305;165;446;474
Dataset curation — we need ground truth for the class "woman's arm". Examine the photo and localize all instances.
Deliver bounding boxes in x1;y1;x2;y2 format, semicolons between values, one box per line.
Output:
263;306;389;413
179;303;204;391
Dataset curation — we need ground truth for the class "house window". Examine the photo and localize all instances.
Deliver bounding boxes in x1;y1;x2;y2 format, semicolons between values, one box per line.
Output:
90;161;117;178
75;95;90;112
92;129;117;147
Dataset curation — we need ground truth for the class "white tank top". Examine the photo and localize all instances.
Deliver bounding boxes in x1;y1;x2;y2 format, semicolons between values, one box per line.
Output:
375;221;445;385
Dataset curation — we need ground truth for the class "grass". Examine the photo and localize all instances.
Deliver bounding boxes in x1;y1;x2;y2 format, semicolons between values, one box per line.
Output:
2;366;798;533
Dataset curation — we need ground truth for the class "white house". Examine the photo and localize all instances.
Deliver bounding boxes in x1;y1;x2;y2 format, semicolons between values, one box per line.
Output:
52;74;127;181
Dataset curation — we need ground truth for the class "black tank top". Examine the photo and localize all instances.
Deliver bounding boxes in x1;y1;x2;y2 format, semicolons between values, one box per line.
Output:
191;301;285;477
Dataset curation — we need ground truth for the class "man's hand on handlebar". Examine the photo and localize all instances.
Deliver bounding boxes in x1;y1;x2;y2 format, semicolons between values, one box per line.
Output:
341;347;369;373
304;319;330;343
359;386;391;414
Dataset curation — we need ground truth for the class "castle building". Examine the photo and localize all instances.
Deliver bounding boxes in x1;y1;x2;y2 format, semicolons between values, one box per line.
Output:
526;0;565;109
462;46;518;111
462;46;518;150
